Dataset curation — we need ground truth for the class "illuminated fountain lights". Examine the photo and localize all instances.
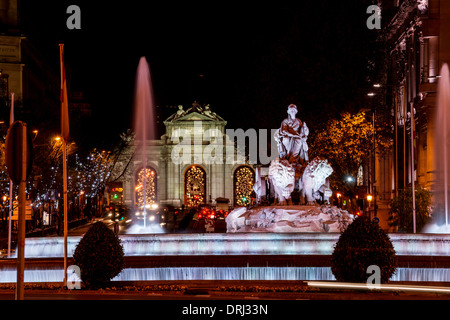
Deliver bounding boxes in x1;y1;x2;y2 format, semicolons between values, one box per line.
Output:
4;266;450;282
11;58;450;284
5;233;450;282
15;233;450;257
430;63;450;232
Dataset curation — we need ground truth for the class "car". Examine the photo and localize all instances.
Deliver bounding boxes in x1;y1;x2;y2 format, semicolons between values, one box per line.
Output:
215;209;229;220
105;204;131;223
196;206;213;220
133;203;163;226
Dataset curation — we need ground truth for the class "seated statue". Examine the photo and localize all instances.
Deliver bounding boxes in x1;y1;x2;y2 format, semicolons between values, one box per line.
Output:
274;104;309;164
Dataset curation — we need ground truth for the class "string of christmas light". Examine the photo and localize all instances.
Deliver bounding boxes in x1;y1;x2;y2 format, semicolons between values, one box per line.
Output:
135;167;157;206
0;126;121;217
234;166;255;206
185;166;205;207
76;149;114;198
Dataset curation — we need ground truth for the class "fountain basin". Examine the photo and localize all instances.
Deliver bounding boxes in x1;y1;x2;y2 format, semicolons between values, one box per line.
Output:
4;233;450;283
1;255;450;282
5;266;450;282
13;232;450;258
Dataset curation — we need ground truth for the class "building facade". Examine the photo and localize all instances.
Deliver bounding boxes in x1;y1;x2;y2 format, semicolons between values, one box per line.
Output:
0;0;60;131
110;103;257;209
376;0;450;216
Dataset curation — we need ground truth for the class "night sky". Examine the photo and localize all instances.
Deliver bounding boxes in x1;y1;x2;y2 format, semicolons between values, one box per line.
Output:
20;1;378;148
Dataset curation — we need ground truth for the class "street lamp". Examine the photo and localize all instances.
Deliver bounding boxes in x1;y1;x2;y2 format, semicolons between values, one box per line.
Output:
367;194;373;218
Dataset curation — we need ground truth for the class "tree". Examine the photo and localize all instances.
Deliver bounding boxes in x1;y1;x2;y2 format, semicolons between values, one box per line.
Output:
71;148;114;198
331;215;397;283
73;221;124;289
310;111;392;197
388;187;432;232
35;138;77;194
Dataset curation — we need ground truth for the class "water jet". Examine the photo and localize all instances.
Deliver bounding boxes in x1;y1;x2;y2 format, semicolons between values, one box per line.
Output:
431;63;450;232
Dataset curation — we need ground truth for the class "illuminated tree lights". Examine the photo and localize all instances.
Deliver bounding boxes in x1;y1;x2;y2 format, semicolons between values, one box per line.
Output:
184;166;206;207
234;166;255;206
70;149;114;199
135;167;157;206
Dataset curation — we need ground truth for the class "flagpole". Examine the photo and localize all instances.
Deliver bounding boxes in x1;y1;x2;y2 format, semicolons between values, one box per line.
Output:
63;133;68;287
410;102;416;234
59;43;69;287
7;92;14;257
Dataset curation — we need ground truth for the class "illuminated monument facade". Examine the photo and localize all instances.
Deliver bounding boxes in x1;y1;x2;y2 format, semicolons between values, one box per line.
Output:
110;103;257;208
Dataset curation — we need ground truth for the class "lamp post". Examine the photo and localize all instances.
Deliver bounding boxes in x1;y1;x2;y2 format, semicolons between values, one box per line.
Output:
345;175;357;214
367;194;373;219
366;85;379;218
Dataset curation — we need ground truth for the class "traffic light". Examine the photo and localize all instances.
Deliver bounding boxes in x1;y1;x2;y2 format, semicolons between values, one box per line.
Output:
109;187;123;204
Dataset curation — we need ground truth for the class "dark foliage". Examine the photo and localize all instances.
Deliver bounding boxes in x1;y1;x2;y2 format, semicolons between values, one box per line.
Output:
73;221;124;289
331;216;397;283
389;187;432;232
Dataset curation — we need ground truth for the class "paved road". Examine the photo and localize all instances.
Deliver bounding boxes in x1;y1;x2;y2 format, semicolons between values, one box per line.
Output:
0;290;252;300
66;217;227;236
0;285;449;300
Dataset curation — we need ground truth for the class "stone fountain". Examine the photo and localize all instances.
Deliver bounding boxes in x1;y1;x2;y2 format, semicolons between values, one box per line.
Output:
6;96;450;283
226;104;353;233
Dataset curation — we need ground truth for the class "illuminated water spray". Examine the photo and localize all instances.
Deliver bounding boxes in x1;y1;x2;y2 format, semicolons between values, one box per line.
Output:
134;57;156;230
432;63;450;232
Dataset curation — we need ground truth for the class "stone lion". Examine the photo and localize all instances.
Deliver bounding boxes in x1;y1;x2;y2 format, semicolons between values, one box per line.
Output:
268;159;296;204
299;157;333;205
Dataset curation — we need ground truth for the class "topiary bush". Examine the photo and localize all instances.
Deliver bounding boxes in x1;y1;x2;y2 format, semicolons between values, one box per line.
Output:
331;215;397;284
73;221;124;289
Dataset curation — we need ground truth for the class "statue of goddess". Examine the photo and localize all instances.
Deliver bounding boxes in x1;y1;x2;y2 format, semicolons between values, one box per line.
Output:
275;104;309;164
